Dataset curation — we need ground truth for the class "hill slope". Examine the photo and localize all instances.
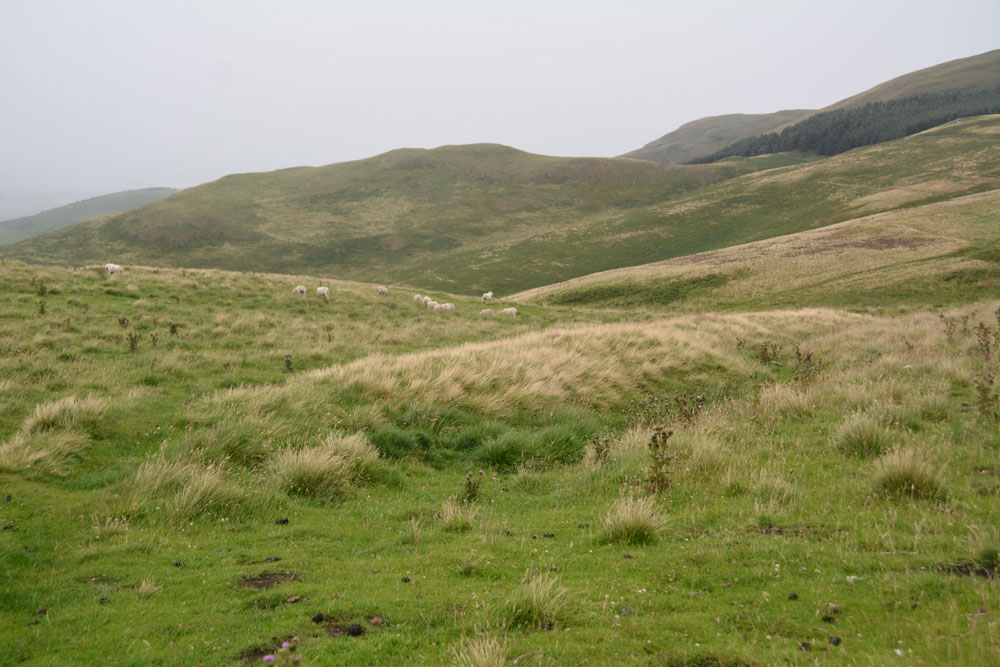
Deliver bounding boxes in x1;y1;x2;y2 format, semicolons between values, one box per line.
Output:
626;49;1000;165
621;110;813;164
0;145;794;293
0;187;177;244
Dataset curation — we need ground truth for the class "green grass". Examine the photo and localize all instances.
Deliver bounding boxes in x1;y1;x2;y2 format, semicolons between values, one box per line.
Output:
1;257;999;664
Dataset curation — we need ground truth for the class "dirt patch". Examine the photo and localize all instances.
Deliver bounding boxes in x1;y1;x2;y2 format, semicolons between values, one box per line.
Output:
236;570;298;589
942;562;998;579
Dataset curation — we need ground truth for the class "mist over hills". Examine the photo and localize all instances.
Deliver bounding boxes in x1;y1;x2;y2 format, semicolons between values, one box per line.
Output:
0;188;177;244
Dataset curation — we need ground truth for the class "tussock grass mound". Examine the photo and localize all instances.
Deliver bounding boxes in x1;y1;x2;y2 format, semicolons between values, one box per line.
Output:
602;496;662;545
873;447;946;500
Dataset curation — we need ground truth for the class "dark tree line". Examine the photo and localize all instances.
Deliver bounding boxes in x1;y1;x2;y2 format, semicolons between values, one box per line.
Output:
688;87;1000;163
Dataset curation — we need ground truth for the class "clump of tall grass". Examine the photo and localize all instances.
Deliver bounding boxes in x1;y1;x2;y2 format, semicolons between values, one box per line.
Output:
602;495;662;545
757;384;814;423
451;634;509;667
873;447;945;500
439;498;477;532
318;431;381;482
110;458;256;521
753;469;794;507
269;447;352;500
0;430;91;474
21;395;105;434
833;412;894;458
500;571;568;630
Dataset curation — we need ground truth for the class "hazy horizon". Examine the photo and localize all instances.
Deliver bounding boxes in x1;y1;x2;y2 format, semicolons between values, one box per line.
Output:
2;0;998;208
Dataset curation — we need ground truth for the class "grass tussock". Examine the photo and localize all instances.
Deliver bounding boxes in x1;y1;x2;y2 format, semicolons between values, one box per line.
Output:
833;412;895;458
109;458;257;521
602;495;662;545
21;395;105;434
0;429;91;474
873;447;946;500
501;571;569;630
439;498;477;532
451;635;509;667
269;447;352;500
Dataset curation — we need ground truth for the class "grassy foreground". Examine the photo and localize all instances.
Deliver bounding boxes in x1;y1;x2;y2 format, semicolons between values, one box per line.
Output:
1;261;998;665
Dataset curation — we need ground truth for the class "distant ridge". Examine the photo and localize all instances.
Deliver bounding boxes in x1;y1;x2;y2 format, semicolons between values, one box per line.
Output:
0;187;178;244
627;48;1000;165
622;110;813;164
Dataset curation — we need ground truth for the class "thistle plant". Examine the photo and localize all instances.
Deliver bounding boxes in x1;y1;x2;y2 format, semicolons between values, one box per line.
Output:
462;469;484;503
624;393;706;427
972;375;997;417
127;330;139;353
938;313;956;343
169;322;178;336
118;316;129;330
647;426;675;494
262;636;302;665
757;341;782;364
976;322;992;362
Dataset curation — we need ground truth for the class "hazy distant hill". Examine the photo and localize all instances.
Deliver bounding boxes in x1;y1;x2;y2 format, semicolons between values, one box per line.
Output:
627;49;1000;165
622;110;813;164
0;145;791;292
0;187;177;244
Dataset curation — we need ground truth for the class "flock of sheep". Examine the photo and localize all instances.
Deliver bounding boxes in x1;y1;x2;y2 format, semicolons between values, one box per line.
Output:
292;283;517;316
103;263;515;317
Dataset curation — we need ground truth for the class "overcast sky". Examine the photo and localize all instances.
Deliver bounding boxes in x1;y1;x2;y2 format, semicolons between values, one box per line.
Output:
1;0;998;197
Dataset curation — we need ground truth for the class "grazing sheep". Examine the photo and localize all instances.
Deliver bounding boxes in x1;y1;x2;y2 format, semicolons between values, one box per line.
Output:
480;308;495;316
375;285;389;296
422;296;433;305
292;285;306;295
433;303;444;311
499;307;517;316
481;291;493;303
426;300;439;309
439;303;455;312
413;294;423;302
105;263;123;276
317;286;330;299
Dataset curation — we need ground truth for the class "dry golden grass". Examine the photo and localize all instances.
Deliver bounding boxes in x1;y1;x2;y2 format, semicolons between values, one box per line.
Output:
269;446;352;500
439;498;477;533
873;447;946;500
451;634;509;667
501;571;569;630
602;495;662;544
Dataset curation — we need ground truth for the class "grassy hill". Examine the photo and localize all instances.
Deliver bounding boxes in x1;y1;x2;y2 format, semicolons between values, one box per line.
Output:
0;187;177;244
2;258;998;664
621;110;813;164
816;48;1000;115
0;146;803;294
625;49;1000;166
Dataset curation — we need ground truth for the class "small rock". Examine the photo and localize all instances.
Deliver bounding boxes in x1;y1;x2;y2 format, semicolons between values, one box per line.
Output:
822;615;836;623
370;616;383;625
286;596;302;604
620;606;637;616
346;623;364;637
36;608;47;616
827;603;841;614
829;636;842;646
788;592;798;600
401;577;411;583
274;518;289;525
172;561;185;568
845;575;862;584
542;533;555;538
798;642;811;651
264;556;281;563
894;649;904;657
312;612;325;623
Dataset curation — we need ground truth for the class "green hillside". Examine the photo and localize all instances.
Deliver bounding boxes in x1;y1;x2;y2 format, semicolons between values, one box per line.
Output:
0;187;177;244
817;48;1000;115
0;146;797;294
622;110;813;164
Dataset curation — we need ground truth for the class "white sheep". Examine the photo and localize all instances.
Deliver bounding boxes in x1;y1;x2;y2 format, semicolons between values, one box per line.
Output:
439;303;455;312
317;286;330;299
499;307;517;316
422;296;433;305
426;300;439;309
105;263;123;276
433;303;444;311
480;308;495;316
375;285;389;296
413;294;423;302
481;291;493;303
292;285;306;295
